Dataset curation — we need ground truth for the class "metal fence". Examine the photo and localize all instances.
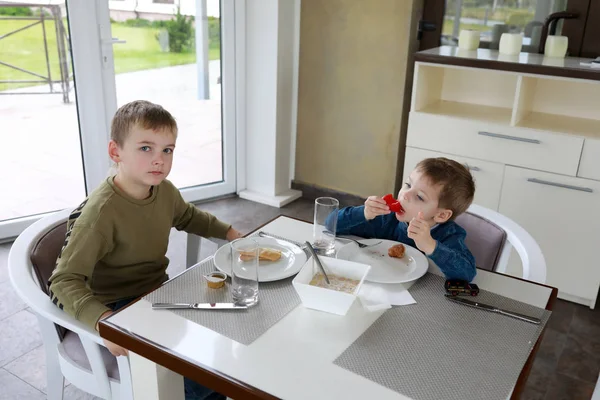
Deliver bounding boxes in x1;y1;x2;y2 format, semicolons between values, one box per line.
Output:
0;3;72;103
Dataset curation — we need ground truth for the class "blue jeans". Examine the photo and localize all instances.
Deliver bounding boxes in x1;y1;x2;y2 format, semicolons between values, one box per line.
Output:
107;298;226;400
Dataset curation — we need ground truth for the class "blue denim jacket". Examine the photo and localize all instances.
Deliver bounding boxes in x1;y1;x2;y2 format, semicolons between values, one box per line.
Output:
329;205;476;281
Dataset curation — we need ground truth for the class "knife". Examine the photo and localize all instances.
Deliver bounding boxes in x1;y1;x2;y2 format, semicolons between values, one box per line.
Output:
446;296;541;325
152;303;248;310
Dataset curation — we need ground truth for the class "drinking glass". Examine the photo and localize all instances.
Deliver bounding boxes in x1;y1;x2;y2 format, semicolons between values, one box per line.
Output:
230;238;259;306
312;197;339;256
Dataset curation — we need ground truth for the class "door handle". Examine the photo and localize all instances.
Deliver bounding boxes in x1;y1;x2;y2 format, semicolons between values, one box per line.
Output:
527;178;593;193
478;131;541;144
102;37;126;45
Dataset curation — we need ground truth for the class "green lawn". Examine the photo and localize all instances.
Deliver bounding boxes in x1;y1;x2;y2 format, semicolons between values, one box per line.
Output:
0;20;220;91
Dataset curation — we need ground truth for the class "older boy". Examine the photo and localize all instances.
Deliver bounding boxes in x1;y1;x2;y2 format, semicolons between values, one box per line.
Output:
334;157;476;281
49;100;240;400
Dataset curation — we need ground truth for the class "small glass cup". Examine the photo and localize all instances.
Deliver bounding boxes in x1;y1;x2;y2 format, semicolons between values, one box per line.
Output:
230;238;259;307
312;197;339;256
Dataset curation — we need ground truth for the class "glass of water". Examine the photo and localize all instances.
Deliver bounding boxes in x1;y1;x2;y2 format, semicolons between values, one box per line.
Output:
230;238;259;307
313;197;339;256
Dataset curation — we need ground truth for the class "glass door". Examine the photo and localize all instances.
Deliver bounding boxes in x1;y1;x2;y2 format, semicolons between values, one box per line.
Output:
0;3;87;239
99;0;236;202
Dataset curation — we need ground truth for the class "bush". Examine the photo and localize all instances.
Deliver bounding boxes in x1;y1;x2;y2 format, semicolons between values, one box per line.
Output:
0;6;33;16
165;8;194;53
124;18;152;27
152;20;168;29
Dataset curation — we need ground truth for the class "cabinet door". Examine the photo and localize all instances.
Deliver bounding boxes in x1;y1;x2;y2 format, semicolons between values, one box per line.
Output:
499;166;600;306
403;147;504;211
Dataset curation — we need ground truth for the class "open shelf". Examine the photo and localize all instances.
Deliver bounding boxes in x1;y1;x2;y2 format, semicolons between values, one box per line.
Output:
513;76;600;137
413;63;518;125
418;100;513;125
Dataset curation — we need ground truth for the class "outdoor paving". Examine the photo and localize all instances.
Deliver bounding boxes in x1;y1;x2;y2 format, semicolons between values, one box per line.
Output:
0;60;223;221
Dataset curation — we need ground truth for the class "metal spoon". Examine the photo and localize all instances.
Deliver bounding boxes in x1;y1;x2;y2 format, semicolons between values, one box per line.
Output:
304;241;330;285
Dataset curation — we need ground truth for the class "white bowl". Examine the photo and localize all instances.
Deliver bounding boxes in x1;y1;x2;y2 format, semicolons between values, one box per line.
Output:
292;256;371;316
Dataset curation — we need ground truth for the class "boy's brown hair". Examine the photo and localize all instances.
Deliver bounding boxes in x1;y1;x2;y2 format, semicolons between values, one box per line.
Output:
415;157;475;220
110;100;178;146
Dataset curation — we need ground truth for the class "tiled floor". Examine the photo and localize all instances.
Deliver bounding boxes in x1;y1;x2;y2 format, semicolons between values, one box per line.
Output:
1;197;598;399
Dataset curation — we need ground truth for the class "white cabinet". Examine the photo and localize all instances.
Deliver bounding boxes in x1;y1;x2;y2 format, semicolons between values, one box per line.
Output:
406;57;600;308
407;112;583;176
498;166;600;307
403;147;504;211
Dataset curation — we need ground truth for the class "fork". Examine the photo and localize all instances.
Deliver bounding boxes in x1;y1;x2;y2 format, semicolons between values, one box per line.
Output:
322;231;382;248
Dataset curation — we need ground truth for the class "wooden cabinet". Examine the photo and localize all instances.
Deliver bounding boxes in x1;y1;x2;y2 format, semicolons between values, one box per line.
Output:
498;166;600;307
405;55;600;308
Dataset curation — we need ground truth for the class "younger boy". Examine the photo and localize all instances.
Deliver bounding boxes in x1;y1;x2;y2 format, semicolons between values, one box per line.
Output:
49;100;240;400
333;157;476;281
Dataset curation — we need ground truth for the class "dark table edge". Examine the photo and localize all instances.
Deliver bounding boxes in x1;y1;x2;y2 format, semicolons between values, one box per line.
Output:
99;214;557;400
414;51;600;82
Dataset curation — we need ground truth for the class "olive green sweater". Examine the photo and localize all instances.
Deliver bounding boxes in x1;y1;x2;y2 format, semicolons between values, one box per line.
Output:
48;177;231;329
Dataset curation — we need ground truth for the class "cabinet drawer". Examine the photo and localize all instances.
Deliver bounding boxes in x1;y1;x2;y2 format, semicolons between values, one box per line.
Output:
499;166;600;305
403;147;504;211
407;112;583;176
578;138;600;181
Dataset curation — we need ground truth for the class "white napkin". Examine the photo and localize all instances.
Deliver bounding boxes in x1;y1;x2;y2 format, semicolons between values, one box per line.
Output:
358;282;416;312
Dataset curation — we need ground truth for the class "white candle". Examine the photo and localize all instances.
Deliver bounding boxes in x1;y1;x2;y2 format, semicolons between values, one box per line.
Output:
545;35;568;58
499;33;523;55
458;30;480;51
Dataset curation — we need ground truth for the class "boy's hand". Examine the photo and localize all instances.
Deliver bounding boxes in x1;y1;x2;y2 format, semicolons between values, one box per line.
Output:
96;311;129;357
103;338;129;357
408;212;436;255
226;227;243;241
364;196;390;220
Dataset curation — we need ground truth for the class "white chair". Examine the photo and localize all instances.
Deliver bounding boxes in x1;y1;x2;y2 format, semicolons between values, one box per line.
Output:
8;208;205;400
457;204;547;284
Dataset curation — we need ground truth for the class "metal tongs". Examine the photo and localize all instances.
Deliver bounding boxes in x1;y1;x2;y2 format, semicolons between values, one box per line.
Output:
304;241;330;285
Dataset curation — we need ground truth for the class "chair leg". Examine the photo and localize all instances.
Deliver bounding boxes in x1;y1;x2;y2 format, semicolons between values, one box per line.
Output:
46;361;65;400
41;336;64;400
37;317;64;400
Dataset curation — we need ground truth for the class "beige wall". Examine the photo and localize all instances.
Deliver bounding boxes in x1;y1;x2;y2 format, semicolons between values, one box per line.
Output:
295;0;419;198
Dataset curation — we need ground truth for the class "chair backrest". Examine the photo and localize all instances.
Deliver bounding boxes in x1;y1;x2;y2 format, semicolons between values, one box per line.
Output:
455;211;507;272
29;221;68;340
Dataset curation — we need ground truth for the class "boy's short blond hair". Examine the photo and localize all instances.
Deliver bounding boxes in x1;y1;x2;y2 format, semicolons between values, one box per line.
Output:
110;100;178;146
415;157;475;219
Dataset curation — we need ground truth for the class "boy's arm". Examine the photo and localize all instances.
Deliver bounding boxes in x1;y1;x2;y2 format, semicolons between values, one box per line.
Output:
428;233;477;282
170;183;231;239
48;227;112;330
327;206;396;239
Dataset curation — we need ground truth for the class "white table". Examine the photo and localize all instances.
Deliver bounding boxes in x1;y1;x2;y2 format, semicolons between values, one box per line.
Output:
99;216;557;400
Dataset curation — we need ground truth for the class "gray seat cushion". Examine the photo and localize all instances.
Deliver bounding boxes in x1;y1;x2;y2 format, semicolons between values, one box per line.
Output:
455;212;507;272
62;331;120;380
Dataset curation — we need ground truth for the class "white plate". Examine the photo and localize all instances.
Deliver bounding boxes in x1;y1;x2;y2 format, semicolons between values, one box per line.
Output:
213;237;308;282
336;239;428;283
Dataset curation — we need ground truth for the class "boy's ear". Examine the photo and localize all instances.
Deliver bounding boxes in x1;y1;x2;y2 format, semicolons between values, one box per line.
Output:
433;208;453;224
108;140;121;163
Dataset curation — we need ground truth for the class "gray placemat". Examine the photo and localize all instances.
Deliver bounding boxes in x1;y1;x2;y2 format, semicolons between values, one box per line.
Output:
144;257;301;345
334;273;552;400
